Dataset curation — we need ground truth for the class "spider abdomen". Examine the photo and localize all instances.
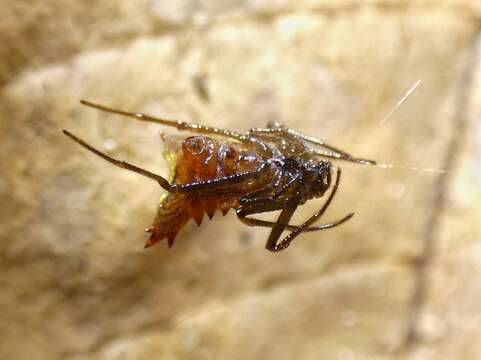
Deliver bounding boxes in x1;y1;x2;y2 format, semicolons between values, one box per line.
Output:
145;135;268;247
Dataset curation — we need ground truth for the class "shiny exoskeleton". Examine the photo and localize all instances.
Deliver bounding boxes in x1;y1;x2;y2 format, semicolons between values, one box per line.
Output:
63;100;376;252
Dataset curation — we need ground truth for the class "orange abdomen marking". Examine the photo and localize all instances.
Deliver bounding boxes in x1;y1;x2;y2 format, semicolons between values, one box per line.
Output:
146;136;263;248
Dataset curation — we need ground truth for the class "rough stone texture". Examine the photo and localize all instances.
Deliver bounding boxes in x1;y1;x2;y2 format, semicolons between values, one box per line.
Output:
1;1;480;359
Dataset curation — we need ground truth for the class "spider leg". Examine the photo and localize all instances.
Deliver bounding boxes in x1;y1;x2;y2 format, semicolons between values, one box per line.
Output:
264;195;301;251
81;100;245;139
259;123;357;157
289;129;376;165
239;171;298;206
287;128;375;163
250;126;376;165
63;130;174;192
80;100;272;156
269;167;343;252
63;130;268;193
176;162;269;192
307;146;376;166
237;199;353;232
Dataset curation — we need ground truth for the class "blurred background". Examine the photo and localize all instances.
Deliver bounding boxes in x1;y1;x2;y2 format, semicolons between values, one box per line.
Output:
1;1;481;359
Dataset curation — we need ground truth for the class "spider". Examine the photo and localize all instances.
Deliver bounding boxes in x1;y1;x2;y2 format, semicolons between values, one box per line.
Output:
63;100;376;252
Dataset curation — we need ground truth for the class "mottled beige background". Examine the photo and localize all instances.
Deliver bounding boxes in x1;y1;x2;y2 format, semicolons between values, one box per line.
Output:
1;1;481;359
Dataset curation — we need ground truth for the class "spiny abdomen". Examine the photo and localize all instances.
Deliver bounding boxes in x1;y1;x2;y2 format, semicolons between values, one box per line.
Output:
145;193;190;248
145;135;262;248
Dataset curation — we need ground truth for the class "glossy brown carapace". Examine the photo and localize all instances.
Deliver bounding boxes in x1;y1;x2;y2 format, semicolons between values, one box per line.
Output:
64;100;376;252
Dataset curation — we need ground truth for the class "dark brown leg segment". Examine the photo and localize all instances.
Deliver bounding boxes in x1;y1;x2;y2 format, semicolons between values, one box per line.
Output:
267;167;343;252
237;200;353;232
176;162;269;192
264;196;301;251
239;172;298;206
63;130;175;191
81;100;246;140
250;126;376;165
63;130;268;193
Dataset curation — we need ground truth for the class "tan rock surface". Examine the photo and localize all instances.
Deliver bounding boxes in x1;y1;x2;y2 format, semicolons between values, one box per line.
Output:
1;1;480;359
